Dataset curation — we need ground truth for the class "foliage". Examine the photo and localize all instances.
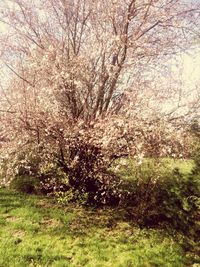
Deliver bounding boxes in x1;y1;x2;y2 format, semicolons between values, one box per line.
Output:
55;189;89;205
113;159;200;236
189;122;200;197
0;143;69;194
9;175;39;194
56;134;123;205
155;170;199;235
191;142;200;175
0;134;122;205
0;117;191;203
190;119;200;138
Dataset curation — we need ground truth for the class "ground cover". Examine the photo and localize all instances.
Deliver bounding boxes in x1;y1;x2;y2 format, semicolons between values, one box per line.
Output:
0;158;199;267
0;187;199;267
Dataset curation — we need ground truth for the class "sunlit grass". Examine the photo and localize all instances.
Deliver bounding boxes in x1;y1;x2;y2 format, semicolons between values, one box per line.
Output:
0;188;195;267
0;158;199;266
113;157;195;180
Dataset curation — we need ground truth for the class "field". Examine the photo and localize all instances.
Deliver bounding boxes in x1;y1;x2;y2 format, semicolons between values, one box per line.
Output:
0;159;199;267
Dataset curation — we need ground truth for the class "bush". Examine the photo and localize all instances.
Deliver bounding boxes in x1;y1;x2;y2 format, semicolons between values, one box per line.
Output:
1;143;69;194
55;189;89;205
1;138;122;205
9;175;40;193
114;159;200;236
191;143;200;175
38;162;70;194
151;170;199;235
57;136;122;206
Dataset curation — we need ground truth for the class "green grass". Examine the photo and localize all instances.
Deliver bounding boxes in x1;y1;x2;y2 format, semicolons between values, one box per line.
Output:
113;158;195;181
0;158;199;266
0;188;199;267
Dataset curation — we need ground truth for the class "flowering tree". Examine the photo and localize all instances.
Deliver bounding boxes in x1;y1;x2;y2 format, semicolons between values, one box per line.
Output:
0;0;199;200
1;0;199;118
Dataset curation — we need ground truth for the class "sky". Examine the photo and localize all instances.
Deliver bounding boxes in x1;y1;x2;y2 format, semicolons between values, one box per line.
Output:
180;46;200;89
0;1;200;91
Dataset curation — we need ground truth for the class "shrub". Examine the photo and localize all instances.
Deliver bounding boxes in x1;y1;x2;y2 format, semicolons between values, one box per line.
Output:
152;170;199;235
38;162;69;194
55;189;89;205
114;159;200;236
191;143;200;175
1;137;122;205
1;143;69;194
57;135;122;206
9;175;39;193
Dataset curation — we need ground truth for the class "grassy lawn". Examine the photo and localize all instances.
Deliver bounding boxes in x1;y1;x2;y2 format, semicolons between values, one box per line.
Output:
113;158;195;180
0;158;199;267
0;188;199;267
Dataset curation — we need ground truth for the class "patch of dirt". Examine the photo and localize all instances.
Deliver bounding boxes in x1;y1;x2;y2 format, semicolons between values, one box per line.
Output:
37;200;53;208
12;230;25;238
41;218;60;228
